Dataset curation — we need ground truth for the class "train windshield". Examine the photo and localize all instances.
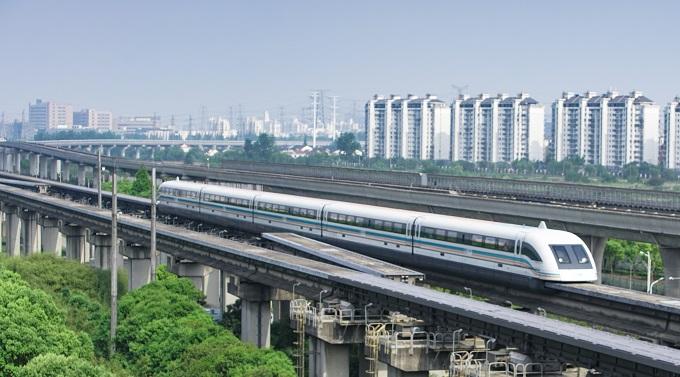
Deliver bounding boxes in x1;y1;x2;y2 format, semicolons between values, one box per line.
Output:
549;245;592;269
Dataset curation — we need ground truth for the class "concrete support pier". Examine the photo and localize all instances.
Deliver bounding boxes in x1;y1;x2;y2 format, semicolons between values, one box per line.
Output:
39;216;62;254
173;261;222;308
90;232;121;269
14;152;21;174
62;161;71;183
19;209;41;255
121;242;151;290
5;206;21;256
29;153;40;177
77;165;87;186
308;339;350;377
39;155;49;179
239;283;272;348
62;224;86;262
580;235;607;284
660;246;680;297
48;158;61;181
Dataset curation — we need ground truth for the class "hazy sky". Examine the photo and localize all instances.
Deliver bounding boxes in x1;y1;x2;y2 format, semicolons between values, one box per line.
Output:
1;0;679;122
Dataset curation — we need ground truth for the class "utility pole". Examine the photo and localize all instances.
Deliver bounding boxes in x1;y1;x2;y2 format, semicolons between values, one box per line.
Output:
149;167;157;282
279;106;285;134
188;115;193;136
170;114;175;129
110;165;118;355
311;91;319;148
330;96;338;140
238;104;244;138
200;105;206;132
97;146;102;208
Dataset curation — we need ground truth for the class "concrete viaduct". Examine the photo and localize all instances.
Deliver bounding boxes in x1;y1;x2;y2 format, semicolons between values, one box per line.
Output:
1;182;679;376
1;141;679;297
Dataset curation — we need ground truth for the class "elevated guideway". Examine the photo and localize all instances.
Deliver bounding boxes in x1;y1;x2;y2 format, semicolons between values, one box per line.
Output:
261;232;424;283
0;182;679;376
3;172;680;345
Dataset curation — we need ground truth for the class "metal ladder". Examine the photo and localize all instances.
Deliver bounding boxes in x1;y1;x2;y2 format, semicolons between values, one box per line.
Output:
365;323;387;375
290;299;308;377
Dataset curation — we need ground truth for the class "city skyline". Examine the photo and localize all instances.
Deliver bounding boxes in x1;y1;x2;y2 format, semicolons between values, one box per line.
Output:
2;1;680;120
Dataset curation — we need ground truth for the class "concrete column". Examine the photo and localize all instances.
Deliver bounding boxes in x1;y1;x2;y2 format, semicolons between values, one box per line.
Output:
14;152;21;174
219;271;239;311
105;146;112;157
77;164;87;186
660;247;680;298
19;209;41;255
29;153;40;177
4;151;13;173
121;242;151;290
39;216;62;254
0;148;5;171
5;206;21;256
62;161;71;183
90;232;114;269
239;282;272;348
309;338;350;377
580;235;607;284
173;261;221;308
48;159;61;181
61;224;86;262
39;156;49;179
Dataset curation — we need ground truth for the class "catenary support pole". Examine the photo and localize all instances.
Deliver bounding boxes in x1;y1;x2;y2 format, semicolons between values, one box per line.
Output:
149;167;157;281
97;147;102;209
110;165;118;355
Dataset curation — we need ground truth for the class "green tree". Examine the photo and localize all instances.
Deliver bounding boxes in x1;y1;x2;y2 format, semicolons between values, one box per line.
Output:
130;168;152;197
333;133;361;158
0;268;95;375
17;354;112;377
185;147;205;164
167;333;295;377
252;133;276;160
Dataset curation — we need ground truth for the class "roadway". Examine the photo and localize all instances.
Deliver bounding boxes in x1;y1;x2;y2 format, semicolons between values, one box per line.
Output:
0;182;678;376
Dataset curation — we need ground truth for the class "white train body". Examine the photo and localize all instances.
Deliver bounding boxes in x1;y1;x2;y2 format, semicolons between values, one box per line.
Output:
158;180;598;283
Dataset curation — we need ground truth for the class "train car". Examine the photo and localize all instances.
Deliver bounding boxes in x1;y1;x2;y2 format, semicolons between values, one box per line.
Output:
157;180;598;285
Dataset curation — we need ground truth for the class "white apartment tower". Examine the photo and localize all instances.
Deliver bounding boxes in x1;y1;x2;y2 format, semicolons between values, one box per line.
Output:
552;91;660;167
365;94;451;160
663;97;680;169
28;99;73;135
451;92;545;162
73;109;113;130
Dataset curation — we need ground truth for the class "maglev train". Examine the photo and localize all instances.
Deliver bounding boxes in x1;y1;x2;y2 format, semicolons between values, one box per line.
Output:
157;180;598;285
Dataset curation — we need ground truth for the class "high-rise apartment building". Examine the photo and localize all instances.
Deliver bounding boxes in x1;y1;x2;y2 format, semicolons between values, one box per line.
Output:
73;109;113;129
552;91;660;167
451;92;545;162
365;94;450;160
28;99;73;136
663;96;680;169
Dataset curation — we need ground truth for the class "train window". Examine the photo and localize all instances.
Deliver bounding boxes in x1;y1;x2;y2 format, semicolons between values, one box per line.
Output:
393;223;405;234
346;215;356;224
420;227;434;239
355;217;365;226
471;234;484;247
520;244;542;261
338;214;347;223
446;231;457;243
484;236;497;249
434;229;447;241
373;220;384;229
551;246;571;264
329;213;338;221
457;233;469;245
497;238;512;253
571;245;590;264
